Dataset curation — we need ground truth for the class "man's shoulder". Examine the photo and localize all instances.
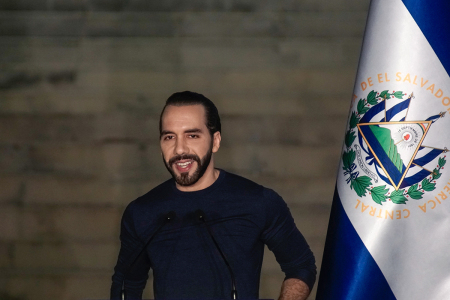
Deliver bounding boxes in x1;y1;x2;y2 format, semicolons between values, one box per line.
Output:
222;170;259;187
222;171;288;218
221;170;275;197
130;178;173;207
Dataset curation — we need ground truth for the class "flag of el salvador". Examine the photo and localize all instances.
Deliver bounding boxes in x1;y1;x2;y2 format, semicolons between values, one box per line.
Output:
317;0;450;299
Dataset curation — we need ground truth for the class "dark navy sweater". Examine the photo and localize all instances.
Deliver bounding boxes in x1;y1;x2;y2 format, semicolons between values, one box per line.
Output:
111;170;316;299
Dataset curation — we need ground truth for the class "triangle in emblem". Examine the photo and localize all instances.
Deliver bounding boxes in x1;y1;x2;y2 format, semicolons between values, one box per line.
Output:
357;121;431;190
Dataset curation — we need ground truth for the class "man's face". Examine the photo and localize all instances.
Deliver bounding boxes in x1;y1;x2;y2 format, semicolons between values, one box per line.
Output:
160;105;220;187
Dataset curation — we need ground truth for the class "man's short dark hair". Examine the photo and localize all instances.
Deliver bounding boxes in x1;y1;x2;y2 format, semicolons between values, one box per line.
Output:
159;91;221;137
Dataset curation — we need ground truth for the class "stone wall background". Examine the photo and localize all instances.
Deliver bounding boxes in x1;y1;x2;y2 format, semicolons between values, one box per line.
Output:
0;1;370;299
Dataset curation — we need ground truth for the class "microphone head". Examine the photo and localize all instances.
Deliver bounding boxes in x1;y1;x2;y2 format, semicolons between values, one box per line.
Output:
195;209;205;221
166;211;176;221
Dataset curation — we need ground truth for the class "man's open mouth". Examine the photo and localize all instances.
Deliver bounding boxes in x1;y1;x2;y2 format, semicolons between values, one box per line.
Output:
174;160;194;172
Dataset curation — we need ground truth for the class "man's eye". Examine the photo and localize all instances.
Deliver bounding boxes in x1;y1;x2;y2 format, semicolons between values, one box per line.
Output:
163;136;174;140
188;134;199;138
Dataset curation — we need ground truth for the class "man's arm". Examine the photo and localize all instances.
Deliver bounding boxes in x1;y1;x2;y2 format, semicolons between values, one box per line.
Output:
261;189;317;296
278;278;310;300
111;201;151;300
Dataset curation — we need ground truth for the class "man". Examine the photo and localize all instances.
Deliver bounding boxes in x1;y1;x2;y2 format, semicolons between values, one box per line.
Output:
111;91;316;300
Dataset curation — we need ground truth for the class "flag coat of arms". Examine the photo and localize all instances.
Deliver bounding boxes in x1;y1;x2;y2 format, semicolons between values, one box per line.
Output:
317;0;450;299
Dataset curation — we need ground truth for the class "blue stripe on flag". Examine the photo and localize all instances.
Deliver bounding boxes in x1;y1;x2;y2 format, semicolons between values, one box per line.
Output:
399;168;430;189
385;99;410;121
316;187;396;300
402;0;450;76
412;148;443;167
426;114;441;122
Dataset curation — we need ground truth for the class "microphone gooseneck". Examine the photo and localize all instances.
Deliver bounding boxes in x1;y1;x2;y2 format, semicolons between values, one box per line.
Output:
121;211;176;299
196;209;238;300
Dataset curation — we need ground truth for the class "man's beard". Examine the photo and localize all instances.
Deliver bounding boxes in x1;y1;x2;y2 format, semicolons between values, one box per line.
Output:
163;146;213;187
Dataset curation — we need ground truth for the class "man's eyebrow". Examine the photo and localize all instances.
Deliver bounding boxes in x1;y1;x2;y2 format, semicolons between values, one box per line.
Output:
160;130;174;136
160;128;203;137
184;128;203;134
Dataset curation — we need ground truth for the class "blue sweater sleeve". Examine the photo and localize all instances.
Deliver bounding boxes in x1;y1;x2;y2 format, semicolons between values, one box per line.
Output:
111;202;151;300
261;189;317;291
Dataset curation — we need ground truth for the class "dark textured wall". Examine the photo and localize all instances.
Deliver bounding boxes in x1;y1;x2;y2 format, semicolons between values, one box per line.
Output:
0;1;370;299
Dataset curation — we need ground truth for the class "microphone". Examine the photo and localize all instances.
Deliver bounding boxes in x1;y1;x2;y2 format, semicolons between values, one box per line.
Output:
196;209;238;300
121;211;176;299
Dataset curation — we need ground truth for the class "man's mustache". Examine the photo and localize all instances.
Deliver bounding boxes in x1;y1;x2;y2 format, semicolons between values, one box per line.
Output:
168;154;201;166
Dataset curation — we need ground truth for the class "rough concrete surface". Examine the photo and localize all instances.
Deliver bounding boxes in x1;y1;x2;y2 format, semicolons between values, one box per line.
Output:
0;1;370;299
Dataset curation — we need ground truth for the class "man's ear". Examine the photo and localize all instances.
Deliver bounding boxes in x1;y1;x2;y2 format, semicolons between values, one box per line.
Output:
212;131;221;153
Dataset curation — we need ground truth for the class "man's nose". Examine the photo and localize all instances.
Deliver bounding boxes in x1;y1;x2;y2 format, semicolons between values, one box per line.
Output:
174;137;188;155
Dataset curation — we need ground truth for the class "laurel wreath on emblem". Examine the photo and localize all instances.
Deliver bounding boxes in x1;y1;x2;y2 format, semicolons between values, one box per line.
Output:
342;90;447;205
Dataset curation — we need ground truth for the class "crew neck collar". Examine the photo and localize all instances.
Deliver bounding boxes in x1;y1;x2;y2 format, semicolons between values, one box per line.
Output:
171;169;226;197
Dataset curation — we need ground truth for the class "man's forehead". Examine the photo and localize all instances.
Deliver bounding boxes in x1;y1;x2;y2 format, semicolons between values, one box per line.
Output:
161;104;207;128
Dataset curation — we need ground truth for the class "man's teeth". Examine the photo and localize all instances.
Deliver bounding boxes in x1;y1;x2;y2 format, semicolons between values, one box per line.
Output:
177;161;192;167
